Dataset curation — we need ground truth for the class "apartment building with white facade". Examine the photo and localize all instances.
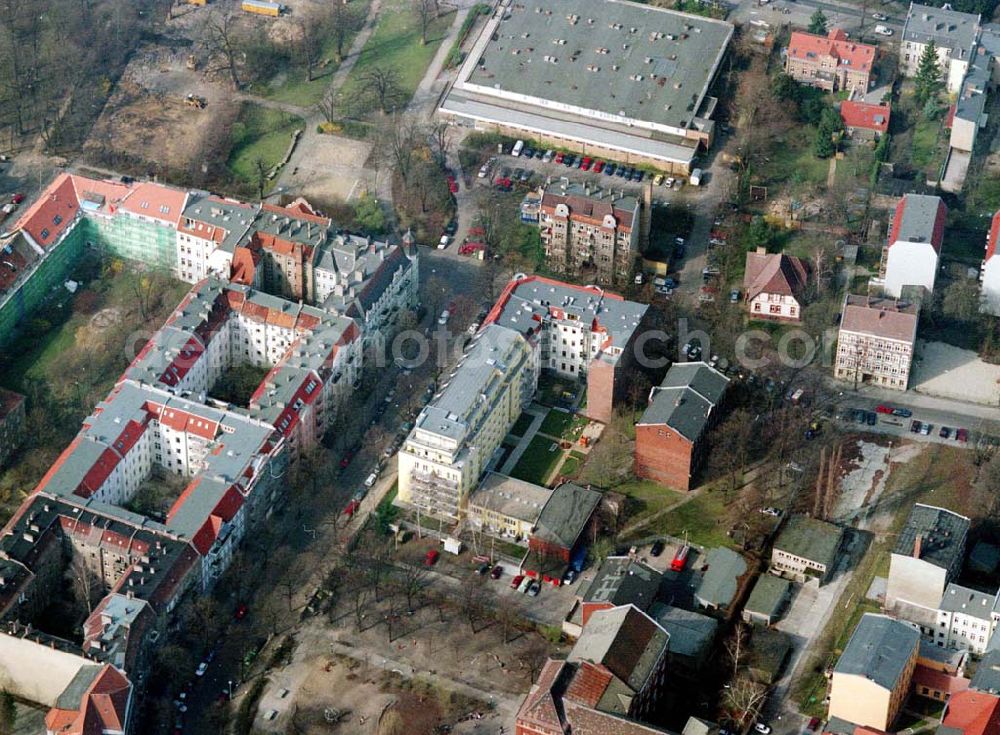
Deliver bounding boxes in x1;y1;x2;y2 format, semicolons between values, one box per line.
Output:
396;324;537;522
900;3;981;93
935;584;1000;655
981;210;1000;316
483;275;648;423
834;294;919;391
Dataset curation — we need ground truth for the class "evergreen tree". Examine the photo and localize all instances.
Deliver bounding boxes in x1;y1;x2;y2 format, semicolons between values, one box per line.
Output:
808;9;828;35
915;41;943;106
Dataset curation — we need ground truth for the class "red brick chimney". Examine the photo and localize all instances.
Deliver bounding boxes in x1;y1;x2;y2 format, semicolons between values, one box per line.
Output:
913;533;922;559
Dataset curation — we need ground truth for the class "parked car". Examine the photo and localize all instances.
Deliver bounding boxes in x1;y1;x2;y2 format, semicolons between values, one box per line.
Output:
653;174;664;186
730;289;740;303
234;604;248;621
872;11;887;20
940;426;951;439
444;219;458;235
476;563;490;576
446;175;459;194
554;152;565;164
957;428;969;443
364;472;378;488
580;156;592;171
875;405;894;414
808;718;822;732
891;407;912;418
511;574;525;589
11;193;24;205
593;160;605;173
196;662;208;677
425;549;440;566
438;309;450;325
527;581;541;597
542;149;554;163
910;420;922;433
874;24;893;35
754;724;772;735
490;565;503;579
632;169;644;182
518;576;533;593
604;163;617;176
921;422;932;435
865;411;877;426
650;540;665;557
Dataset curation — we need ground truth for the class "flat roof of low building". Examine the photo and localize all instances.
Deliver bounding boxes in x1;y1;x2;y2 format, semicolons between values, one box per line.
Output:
460;0;733;133
650;603;718;659
773;515;843;570
582;556;661;609
534;482;601;550
892;503;969;571
695;547;747;608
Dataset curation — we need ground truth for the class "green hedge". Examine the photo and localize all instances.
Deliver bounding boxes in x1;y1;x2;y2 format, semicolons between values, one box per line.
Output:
445;4;491;69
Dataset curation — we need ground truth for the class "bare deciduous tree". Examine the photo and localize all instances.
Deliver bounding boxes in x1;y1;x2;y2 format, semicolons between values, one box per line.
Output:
413;0;437;45
202;13;244;90
359;66;403;115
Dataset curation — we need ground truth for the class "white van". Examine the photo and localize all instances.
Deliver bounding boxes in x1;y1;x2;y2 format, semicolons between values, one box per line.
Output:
511;140;525;157
689;168;703;186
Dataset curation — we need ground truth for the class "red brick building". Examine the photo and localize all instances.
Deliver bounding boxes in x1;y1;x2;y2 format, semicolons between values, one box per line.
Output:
634;362;729;491
785;29;877;94
526;482;601;568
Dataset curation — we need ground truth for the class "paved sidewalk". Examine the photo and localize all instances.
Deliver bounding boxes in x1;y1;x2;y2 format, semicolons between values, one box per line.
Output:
498;408;546;475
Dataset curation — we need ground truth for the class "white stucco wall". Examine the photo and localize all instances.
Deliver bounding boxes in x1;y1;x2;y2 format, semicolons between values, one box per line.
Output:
0;634;93;706
884;241;939;297
982;257;1000;315
886;553;949;610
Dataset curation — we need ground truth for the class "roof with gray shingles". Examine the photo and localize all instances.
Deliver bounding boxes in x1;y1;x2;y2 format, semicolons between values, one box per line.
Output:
637;361;728;442
971;649;1000;694
939;583;997;622
834;613;919;691
902;3;979;60
583;557;662;609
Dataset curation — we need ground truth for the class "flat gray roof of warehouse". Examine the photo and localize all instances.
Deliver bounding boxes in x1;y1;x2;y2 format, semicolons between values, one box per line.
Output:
463;0;733;131
441;93;699;164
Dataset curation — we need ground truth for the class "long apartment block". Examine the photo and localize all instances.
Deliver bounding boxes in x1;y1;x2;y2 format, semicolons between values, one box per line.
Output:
397;275;648;524
1;173;418;347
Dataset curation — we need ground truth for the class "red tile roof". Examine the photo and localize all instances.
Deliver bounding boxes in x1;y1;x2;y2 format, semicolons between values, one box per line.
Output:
119;182;187;225
44;665;131;735
788;29;876;71
743;251;809;302
943;690;1000;735
840;101;891;133
14;174;80;248
565;661;615;707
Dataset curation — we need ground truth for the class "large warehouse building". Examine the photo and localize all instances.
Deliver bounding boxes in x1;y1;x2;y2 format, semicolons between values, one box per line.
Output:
440;0;734;174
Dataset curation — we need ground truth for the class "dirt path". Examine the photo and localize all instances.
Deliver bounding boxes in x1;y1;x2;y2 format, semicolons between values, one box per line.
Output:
232;93;310;118
273;0;383;197
826;156;838;187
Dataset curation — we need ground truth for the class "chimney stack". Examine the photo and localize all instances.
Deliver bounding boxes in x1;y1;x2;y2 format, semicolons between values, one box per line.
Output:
756;246;767;255
914;533;922;559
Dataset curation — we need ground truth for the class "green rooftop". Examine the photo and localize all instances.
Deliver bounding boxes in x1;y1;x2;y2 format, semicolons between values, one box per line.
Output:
744;574;790;620
773;515;844;570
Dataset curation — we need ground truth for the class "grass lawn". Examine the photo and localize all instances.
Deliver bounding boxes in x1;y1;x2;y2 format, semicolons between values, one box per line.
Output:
538;409;587;440
911;116;946;175
537;374;582;407
259;1;372;107
615;480;683;526
636;488;731;548
834;143;875;190
510;412;535;438
758;126;829;188
227;104;304;187
343;0;455;114
509;435;564;486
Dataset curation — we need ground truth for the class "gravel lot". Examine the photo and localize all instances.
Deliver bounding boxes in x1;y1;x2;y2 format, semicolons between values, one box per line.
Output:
911;340;1000;406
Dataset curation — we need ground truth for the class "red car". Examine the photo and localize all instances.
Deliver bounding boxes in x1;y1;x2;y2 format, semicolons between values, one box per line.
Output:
510;574;525;589
554;152;565;164
446;175;459;194
875;405;894;414
343;499;361;517
494;177;512;191
593;160;605;173
956;428;969;443
339;451;352;469
580;157;592;171
234;604;248;621
425;549;440;566
11;193;24;205
808;717;821;731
